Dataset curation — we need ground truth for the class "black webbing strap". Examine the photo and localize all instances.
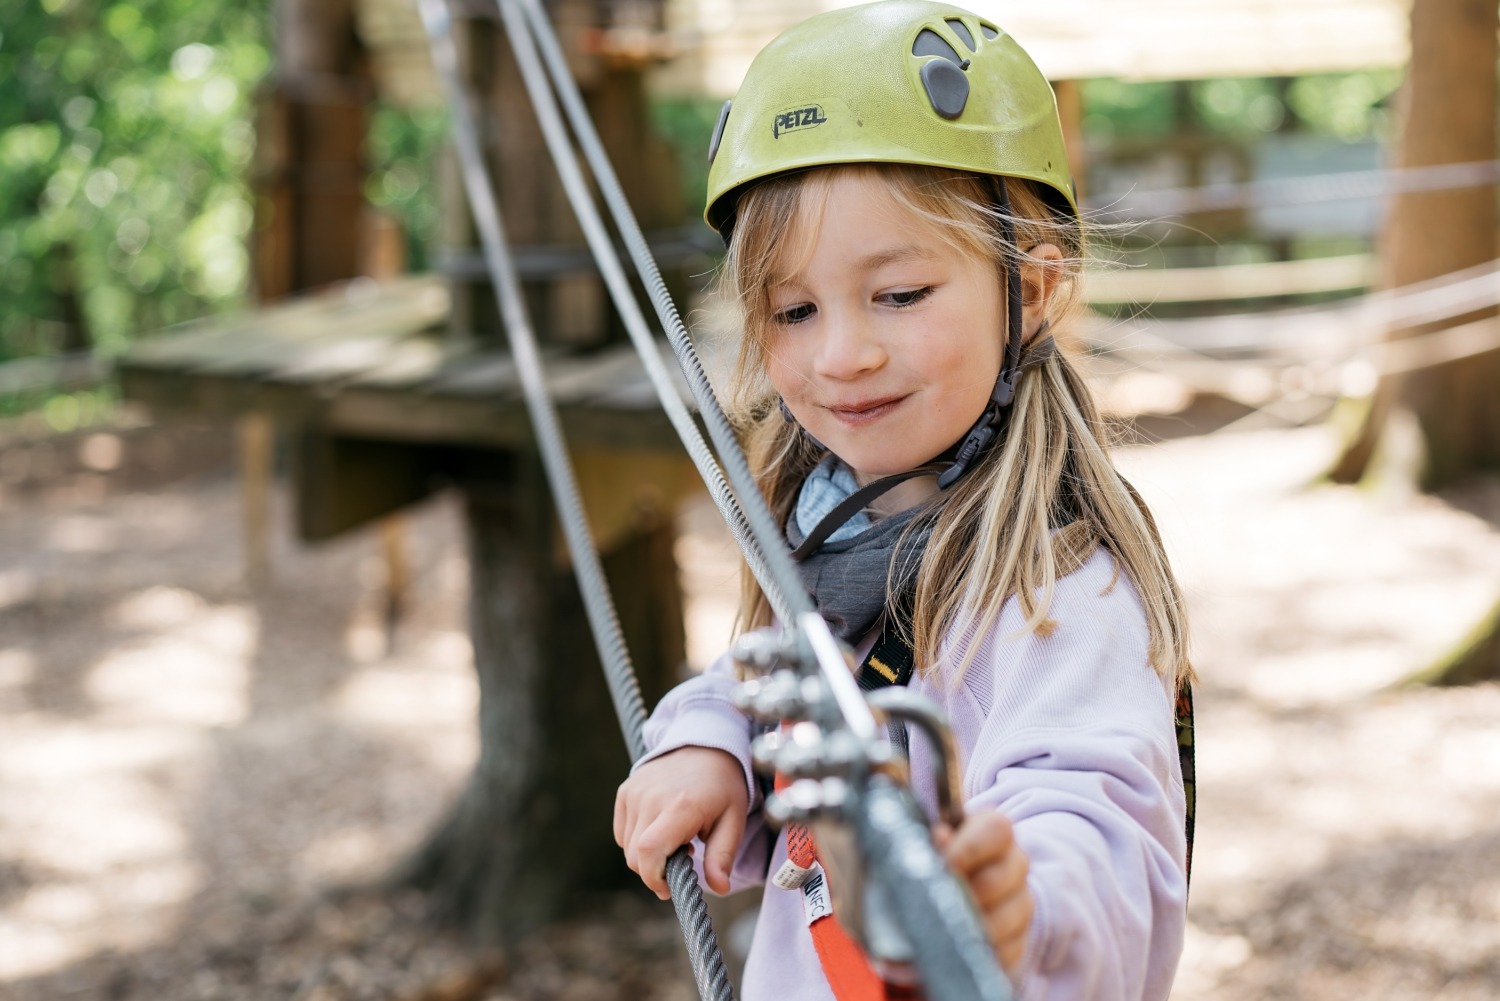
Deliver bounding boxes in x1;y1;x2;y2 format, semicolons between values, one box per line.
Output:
1175;683;1196;888
855;613;917;760
857;617;917;691
791;465;945;561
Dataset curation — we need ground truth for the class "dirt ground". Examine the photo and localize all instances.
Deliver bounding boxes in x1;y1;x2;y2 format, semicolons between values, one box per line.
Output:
2;412;1499;1000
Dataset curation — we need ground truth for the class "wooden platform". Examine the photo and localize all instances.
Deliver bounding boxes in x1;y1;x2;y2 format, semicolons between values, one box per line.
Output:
117;274;695;452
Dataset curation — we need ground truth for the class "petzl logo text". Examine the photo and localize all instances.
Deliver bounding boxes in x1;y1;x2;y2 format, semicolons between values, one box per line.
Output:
773;105;828;139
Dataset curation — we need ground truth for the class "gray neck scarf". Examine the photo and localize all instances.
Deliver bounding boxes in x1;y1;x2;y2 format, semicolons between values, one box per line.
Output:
786;490;933;644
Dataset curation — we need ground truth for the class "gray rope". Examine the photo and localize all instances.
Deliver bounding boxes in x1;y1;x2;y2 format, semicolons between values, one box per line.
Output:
514;0;816;630
490;0;782;624
416;4;735;998
414;0;649;757
668;850;738;1001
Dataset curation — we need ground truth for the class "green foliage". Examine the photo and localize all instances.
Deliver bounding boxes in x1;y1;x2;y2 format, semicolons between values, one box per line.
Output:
1286;70;1402;141
365;103;447;272
1192;78;1286;134
0;0;270;366
1081;79;1179;140
649;97;724;221
1082;70;1401;143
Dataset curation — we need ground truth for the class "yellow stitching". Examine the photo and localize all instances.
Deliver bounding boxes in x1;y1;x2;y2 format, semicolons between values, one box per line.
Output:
867;656;899;683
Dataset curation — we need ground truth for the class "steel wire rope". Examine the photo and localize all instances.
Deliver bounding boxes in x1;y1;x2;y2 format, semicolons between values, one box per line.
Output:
1087;158;1500;218
413;7;733;999
414;0;646;755
486;0;783;631
507;6;1017;999
512;0;815;629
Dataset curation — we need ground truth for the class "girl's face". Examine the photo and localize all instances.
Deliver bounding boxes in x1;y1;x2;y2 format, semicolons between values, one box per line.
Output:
765;171;1005;486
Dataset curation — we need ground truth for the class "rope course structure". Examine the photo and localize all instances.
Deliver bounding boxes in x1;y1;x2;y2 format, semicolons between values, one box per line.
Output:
414;1;1015;998
1081;257;1500;432
1085;158;1500;218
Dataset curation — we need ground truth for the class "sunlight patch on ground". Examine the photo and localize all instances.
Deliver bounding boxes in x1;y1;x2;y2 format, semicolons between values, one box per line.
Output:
331;630;478;773
0;861;201;980
0;569;37;612
1173;923;1253;999
110;586;208;631
87;606;256;727
0;648;36;697
45;513;118;553
299;827;389;884
0;719;204;979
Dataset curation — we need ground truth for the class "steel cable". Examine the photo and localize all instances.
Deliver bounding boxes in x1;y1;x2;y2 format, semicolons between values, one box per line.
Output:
488;0;783;626
507;5;1017;997
415;3;735;998
414;0;648;757
513;0;816;629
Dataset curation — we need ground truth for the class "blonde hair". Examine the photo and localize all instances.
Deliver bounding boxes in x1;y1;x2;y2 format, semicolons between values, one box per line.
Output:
723;163;1192;691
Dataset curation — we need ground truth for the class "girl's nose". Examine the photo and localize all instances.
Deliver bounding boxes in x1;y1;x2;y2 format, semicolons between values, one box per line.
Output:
814;312;885;380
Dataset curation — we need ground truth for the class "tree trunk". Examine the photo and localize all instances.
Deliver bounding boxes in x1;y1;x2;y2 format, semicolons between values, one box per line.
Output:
1330;0;1500;488
396;456;685;944
1331;0;1500;685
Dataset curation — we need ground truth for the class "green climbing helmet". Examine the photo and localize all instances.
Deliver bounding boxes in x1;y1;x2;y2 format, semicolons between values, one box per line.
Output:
704;0;1078;238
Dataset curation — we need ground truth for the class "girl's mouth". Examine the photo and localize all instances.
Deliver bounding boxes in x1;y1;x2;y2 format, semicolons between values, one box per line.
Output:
826;394;907;426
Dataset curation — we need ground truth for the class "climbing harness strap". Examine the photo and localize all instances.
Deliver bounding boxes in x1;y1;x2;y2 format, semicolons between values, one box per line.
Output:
1176;683;1196;886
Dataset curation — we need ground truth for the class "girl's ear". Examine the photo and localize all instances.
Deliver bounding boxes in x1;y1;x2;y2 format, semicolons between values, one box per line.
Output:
1020;242;1064;339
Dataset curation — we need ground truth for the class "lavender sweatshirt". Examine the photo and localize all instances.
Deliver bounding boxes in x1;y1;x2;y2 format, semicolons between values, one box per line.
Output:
637;548;1188;1001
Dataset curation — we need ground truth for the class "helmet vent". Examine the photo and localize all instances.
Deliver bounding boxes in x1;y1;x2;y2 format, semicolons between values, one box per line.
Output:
912;28;963;64
945;19;975;51
707;100;732;165
979;22;999;40
912;28;971;120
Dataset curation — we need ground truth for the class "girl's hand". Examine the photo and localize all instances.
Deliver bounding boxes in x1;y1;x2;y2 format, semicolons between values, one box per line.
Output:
614;747;749;899
938;810;1033;976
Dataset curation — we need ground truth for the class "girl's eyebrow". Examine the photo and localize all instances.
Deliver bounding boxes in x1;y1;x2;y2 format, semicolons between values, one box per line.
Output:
856;245;936;271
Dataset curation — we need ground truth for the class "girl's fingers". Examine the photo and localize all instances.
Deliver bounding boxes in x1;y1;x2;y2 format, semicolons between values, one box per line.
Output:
613;784;629;848
630;810;695;900
986;893;1034;973
944;810;1016;876
701;807;746;895
964;843;1029;909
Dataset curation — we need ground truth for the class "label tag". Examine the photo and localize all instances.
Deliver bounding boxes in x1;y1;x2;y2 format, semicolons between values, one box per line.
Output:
801;867;834;925
772;857;817;890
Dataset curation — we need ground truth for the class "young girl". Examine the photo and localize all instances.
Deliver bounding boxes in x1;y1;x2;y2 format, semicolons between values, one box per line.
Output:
614;3;1192;998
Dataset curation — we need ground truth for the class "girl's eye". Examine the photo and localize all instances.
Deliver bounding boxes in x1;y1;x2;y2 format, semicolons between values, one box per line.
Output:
879;286;934;309
773;303;817;325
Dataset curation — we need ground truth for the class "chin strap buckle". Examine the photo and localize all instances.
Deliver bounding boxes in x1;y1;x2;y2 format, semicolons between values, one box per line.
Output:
935;409;1000;490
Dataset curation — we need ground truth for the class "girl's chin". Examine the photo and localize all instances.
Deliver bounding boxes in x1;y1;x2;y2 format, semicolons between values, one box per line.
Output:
832;449;937;481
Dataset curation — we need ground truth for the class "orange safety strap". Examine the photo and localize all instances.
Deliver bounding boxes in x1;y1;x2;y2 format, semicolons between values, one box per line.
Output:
777;780;914;1001
774;613;923;1001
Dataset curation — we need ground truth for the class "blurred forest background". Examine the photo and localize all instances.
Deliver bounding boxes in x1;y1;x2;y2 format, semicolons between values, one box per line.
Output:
2;1;1499;1001
1;0;1406;417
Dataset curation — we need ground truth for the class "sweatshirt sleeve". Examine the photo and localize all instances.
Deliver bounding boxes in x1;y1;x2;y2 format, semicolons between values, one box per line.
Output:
945;552;1188;1001
633;650;772;893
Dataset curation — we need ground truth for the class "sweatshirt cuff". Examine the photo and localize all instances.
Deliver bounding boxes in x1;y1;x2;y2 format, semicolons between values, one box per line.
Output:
634;697;761;810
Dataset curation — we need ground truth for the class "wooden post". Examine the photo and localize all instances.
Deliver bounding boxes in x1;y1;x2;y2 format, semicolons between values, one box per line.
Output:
1330;0;1500;488
1051;79;1086;204
238;413;275;585
253;0;372;299
397;458;684;942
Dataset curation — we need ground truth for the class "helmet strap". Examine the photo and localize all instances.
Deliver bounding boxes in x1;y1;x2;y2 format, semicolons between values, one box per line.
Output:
936;176;1027;490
